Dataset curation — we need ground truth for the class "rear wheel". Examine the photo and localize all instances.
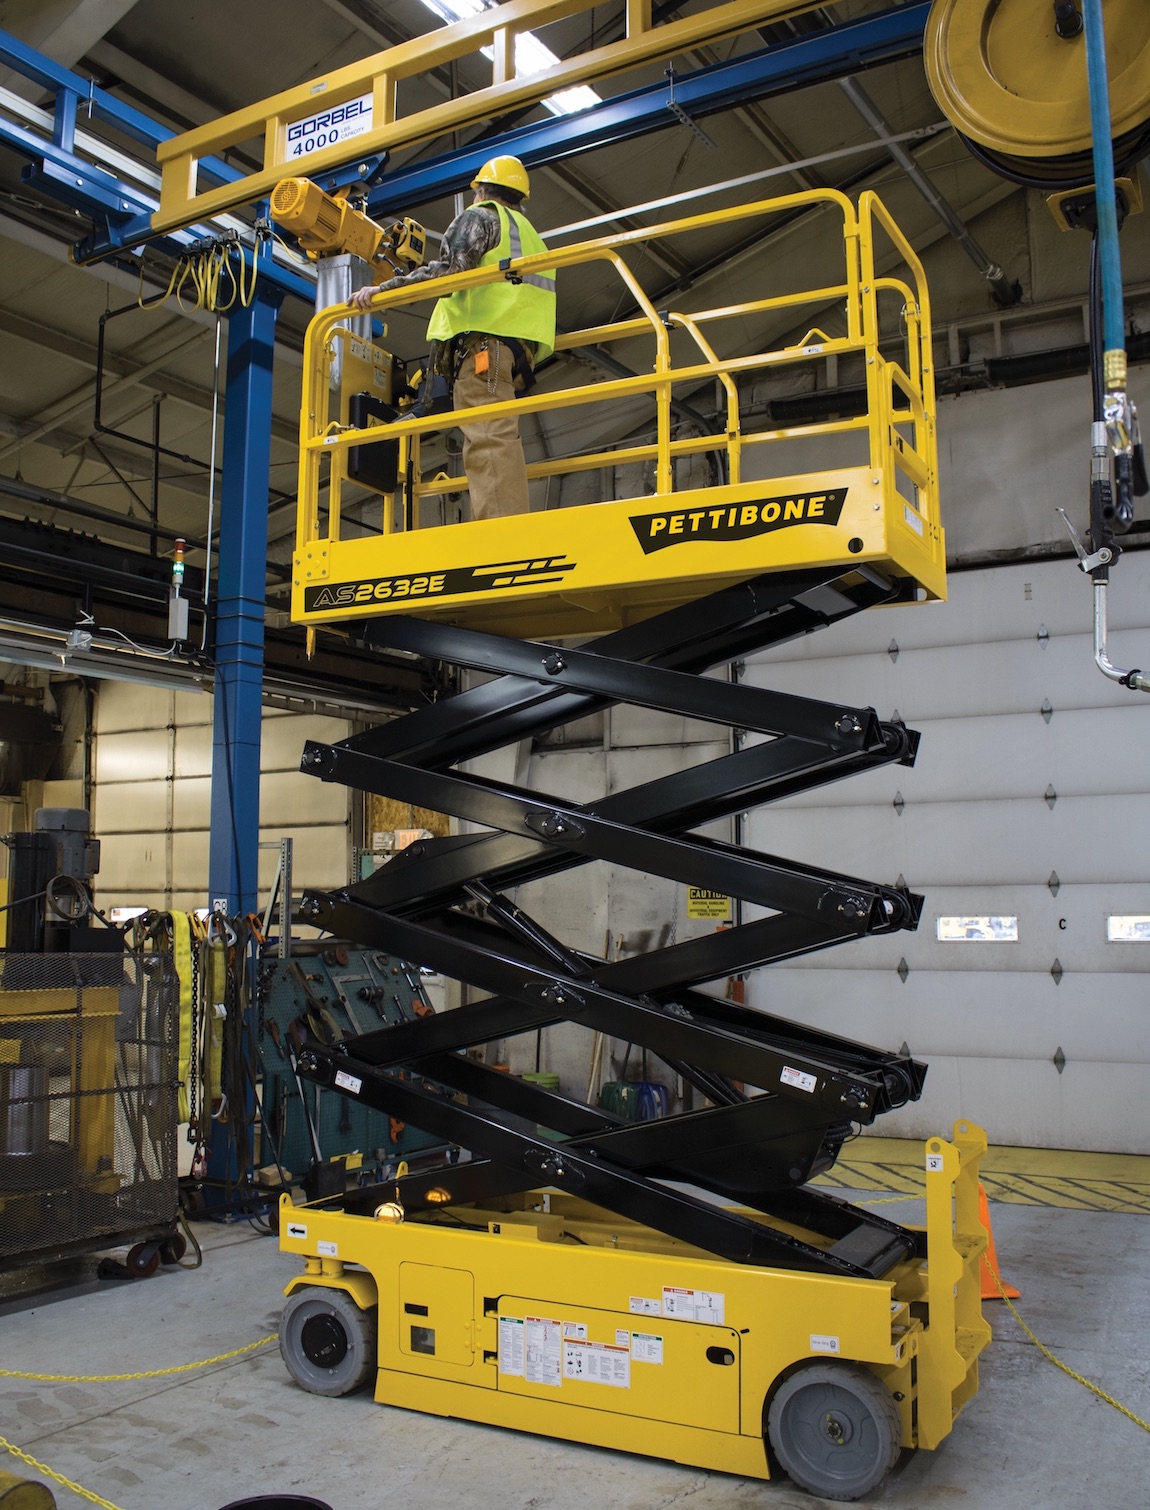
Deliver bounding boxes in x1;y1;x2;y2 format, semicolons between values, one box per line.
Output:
280;1288;376;1397
159;1232;187;1265
767;1362;901;1501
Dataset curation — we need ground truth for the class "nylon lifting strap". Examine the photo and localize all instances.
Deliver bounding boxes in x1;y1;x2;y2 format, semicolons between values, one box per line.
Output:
206;936;227;1110
170;911;194;1124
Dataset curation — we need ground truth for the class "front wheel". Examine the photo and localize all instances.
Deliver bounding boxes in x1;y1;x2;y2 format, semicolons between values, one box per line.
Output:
280;1288;377;1397
125;1243;160;1279
767;1361;902;1501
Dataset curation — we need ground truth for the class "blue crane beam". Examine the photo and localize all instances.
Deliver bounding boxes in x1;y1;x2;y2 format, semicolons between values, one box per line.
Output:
363;3;931;220
0;29;301;923
0;27;318;303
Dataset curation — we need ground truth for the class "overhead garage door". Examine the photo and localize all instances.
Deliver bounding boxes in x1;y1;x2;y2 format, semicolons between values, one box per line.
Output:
92;682;353;916
743;551;1150;1154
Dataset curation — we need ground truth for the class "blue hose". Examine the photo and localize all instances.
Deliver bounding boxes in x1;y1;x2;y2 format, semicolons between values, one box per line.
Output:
1082;0;1125;358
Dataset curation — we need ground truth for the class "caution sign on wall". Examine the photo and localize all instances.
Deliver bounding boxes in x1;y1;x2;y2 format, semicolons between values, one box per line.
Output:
686;887;731;921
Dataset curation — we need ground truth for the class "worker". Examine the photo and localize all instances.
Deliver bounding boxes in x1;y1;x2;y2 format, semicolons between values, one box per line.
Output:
349;156;556;522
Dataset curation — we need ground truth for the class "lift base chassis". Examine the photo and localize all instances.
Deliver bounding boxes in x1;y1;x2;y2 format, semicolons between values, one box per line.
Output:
280;1121;987;1500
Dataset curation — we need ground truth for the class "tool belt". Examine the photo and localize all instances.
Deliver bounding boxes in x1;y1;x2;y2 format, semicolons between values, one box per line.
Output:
451;331;537;393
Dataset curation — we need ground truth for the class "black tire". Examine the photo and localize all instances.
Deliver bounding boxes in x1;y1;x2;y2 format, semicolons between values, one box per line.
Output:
159;1232;188;1265
279;1288;377;1397
767;1362;901;1502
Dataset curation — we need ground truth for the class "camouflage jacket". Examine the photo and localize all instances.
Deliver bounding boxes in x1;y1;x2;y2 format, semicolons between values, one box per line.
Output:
379;204;503;292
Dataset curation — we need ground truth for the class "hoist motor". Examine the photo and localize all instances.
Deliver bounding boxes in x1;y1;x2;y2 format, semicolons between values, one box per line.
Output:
270;177;425;271
270;177;425;394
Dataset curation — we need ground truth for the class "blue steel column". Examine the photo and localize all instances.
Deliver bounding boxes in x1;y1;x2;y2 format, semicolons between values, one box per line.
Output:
208;266;284;916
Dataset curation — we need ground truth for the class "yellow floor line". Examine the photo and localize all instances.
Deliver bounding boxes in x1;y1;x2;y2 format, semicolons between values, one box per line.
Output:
815;1138;1150;1214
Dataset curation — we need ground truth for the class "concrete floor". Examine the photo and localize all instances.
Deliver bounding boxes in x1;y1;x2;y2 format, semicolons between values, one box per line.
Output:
2;1194;1148;1510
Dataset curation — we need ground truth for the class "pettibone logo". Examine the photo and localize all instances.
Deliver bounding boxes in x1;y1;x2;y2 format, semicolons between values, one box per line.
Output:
629;489;848;555
303;555;575;613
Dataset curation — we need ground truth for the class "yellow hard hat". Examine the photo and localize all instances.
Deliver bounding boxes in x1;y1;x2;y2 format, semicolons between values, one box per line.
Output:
471;155;530;198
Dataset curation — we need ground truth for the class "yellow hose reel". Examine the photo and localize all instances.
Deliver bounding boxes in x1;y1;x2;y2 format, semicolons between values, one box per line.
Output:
925;0;1150;186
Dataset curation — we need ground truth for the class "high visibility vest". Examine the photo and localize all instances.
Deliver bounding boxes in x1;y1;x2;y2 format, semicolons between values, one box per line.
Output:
427;203;556;362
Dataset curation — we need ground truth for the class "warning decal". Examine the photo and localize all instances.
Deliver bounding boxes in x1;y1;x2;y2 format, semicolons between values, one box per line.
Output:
562;1338;631;1388
631;1333;664;1364
498;1316;524;1376
686;886;731;920
662;1286;725;1325
524;1316;562;1387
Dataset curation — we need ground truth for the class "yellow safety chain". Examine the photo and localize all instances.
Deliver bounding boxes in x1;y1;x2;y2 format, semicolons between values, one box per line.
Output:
855;1189;1150;1435
982;1252;1150;1435
0;1434;124;1510
0;1333;277;1383
0;1336;279;1508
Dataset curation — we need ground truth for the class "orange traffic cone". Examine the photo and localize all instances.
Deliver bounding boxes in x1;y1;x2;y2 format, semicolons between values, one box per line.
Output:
978;1182;1020;1300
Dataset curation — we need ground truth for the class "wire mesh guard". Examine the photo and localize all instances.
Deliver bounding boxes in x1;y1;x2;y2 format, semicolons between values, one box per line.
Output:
0;953;179;1264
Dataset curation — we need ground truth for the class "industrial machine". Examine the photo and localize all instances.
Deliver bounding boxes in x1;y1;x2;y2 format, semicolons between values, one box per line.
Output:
2;808;120;956
0;951;181;1277
255;944;453;1194
27;0;1133;1492
279;1122;989;1501
0;813;182;1276
266;179;995;1500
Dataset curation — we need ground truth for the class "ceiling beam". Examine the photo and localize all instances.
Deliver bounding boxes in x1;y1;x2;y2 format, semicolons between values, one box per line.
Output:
315;0;689;279
0;0;137;92
0;302;299;447
84;37;231;133
0;405;212;498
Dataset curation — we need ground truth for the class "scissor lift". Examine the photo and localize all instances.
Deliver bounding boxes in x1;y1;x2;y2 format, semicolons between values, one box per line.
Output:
277;190;989;1500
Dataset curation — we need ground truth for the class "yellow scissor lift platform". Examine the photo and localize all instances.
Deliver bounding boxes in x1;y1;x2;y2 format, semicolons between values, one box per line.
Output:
293;188;943;640
277;188;981;1501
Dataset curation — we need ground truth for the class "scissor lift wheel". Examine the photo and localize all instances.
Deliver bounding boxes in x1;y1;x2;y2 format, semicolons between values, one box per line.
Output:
767;1362;902;1502
280;1287;377;1397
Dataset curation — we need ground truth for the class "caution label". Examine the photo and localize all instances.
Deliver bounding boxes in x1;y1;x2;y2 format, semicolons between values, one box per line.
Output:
524;1316;562;1387
687;887;731;920
498;1316;524;1375
631;1332;664;1364
662;1286;725;1325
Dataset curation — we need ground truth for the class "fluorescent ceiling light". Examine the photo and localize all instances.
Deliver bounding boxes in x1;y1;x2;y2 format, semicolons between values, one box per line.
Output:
418;0;600;116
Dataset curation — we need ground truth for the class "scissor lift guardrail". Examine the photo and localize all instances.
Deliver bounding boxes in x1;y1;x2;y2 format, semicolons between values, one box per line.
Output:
293;189;943;640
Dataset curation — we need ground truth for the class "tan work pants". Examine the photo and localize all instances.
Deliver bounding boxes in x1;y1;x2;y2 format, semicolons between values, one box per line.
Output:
453;337;529;521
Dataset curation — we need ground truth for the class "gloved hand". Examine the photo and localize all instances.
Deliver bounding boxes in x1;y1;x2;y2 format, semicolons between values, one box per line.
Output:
348;278;398;313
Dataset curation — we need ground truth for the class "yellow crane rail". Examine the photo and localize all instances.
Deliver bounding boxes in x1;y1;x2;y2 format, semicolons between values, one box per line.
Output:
156;0;834;233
